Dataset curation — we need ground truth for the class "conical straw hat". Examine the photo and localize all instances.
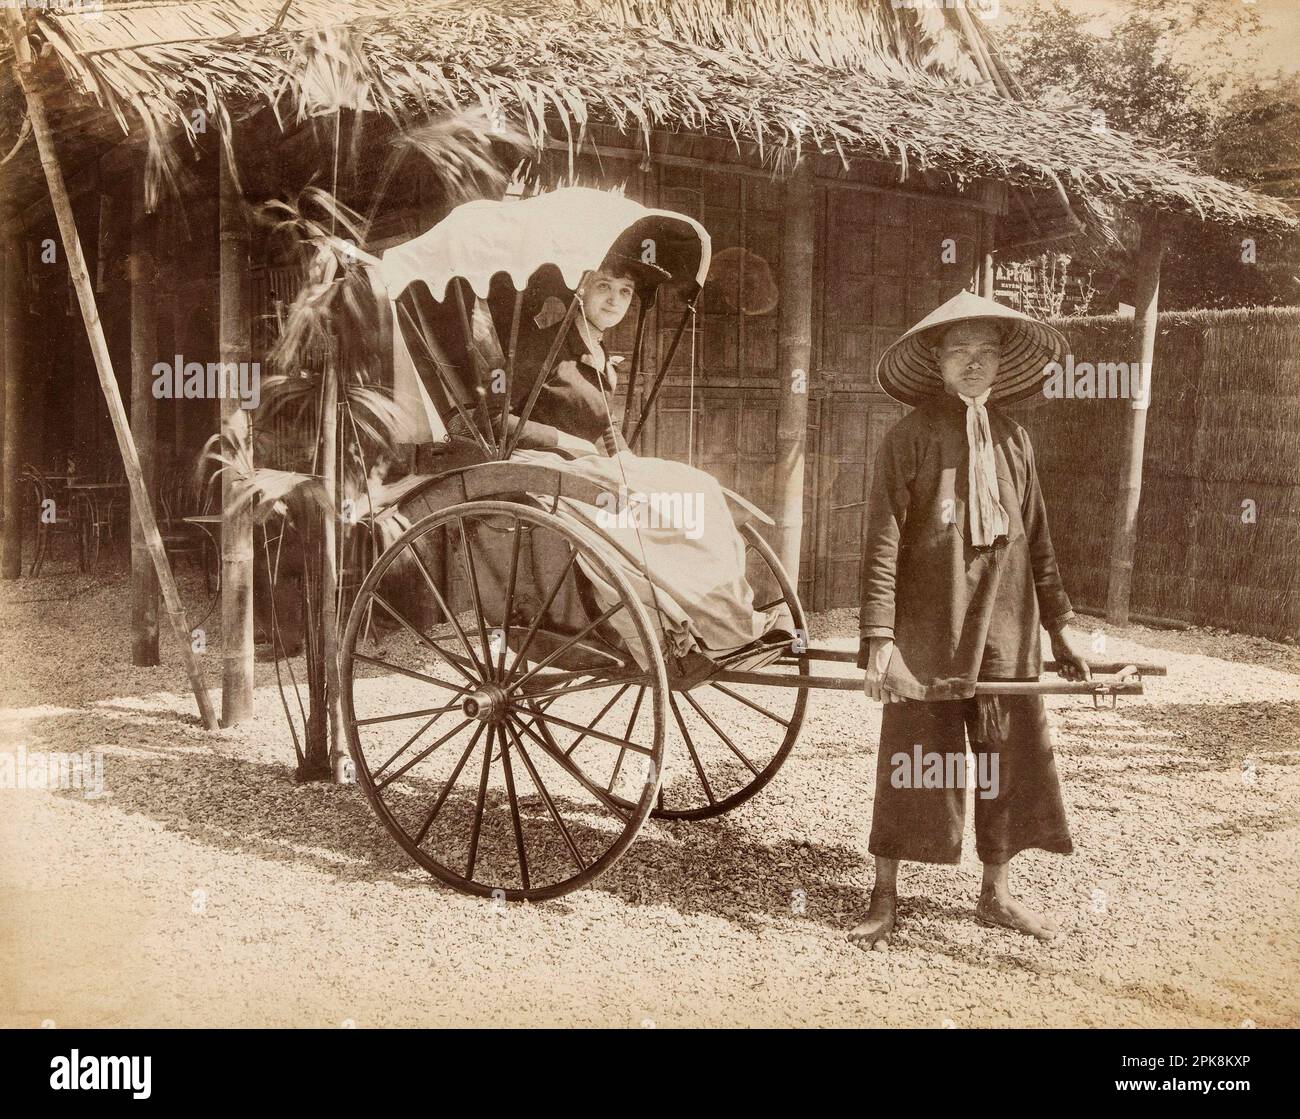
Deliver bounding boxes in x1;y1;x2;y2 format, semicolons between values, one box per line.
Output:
875;291;1068;407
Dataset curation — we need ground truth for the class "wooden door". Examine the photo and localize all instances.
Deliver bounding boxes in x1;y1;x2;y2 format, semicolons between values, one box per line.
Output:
811;183;981;608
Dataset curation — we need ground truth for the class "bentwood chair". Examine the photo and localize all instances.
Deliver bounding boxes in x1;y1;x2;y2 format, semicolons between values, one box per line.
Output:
159;472;217;591
20;464;79;576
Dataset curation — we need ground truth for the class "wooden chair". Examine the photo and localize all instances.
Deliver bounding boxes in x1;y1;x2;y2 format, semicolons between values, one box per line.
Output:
20;464;78;576
158;473;216;591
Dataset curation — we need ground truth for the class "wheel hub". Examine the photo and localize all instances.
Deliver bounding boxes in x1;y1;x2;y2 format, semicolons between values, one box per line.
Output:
462;684;508;723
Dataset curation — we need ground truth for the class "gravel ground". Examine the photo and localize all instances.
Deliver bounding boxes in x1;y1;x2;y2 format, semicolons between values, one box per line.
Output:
1;561;1297;1028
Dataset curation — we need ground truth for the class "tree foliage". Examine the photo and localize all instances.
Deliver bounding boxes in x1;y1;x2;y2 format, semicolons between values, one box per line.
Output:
997;0;1297;309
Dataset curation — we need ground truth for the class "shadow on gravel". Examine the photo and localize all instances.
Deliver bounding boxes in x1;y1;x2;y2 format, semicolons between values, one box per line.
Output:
1062;621;1300;676
1060;700;1299;782
55;745;872;933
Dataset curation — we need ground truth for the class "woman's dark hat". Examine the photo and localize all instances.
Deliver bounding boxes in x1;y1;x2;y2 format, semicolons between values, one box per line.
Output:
599;250;672;290
875;291;1068;407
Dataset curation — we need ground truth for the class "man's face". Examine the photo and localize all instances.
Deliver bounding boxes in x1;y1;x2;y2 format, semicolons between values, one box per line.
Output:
581;270;635;332
933;320;1002;398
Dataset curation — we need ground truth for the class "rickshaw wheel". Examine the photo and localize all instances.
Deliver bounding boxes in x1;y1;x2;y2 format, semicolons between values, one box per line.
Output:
341;499;668;901
648;521;810;821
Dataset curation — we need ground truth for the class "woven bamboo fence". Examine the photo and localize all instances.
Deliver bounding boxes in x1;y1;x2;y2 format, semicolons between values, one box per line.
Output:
1008;307;1300;641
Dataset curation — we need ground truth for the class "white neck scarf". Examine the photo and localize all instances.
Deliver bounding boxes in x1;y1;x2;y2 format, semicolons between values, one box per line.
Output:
959;389;1009;547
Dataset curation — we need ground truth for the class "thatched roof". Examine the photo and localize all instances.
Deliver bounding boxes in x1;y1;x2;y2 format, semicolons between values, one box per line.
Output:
3;0;1294;232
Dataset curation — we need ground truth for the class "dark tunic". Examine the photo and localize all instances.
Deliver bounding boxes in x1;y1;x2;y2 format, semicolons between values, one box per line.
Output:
856;393;1074;699
858;392;1077;864
507;320;626;456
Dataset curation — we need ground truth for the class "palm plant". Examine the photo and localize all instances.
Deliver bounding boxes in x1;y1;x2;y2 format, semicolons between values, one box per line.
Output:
202;185;403;779
202;69;524;780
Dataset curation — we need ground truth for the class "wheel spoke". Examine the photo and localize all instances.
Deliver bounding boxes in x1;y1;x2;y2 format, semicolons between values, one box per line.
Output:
400;543;486;682
498;725;530;891
755;598;784;612
509;712;633;822
497;514;522;680
412;722;486;846
607;685;646;794
370;592;483;687
682;690;761;777
707;681;792;728
502;544;580;684
509;602;627;692
351;651;466;694
355;702;466;728
376;716;474;791
465;725;494;880
508;702;653;757
669;692;715;805
517;670;648;703
563;684;633;757
457;516;496;678
371;687;473;779
504;717;587;873
515;637;628;676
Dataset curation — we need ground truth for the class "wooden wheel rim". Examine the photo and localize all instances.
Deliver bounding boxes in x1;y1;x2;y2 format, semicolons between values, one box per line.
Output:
341;499;669;901
649;521;810;821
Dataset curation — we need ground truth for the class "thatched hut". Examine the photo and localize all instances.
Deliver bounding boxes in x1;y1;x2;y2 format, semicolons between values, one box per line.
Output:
1;1;1293;710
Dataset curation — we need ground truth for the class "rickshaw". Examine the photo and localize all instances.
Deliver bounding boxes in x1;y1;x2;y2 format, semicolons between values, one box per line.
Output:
341;188;1159;901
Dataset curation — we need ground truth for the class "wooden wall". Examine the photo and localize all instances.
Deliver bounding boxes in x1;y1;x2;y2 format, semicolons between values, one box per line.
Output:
575;147;990;610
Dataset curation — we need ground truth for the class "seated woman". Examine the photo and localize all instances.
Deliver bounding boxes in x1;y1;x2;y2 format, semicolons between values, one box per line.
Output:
503;260;640;458
502;255;793;667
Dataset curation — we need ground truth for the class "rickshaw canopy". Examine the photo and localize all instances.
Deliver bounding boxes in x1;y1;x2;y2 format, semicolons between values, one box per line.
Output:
377;187;712;301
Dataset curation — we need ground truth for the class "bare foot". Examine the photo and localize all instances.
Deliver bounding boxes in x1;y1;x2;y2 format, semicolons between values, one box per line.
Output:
847;886;897;951
976;889;1058;941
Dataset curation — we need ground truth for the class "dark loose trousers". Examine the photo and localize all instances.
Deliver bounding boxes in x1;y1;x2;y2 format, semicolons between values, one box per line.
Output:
868;692;1073;865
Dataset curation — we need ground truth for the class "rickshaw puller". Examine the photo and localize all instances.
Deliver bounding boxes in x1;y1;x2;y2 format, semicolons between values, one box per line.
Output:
849;292;1090;950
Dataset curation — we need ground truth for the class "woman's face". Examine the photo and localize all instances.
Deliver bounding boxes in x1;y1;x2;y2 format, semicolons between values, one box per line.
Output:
581;270;636;332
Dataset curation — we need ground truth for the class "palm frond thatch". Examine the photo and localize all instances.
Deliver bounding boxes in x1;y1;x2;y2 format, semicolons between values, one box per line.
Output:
8;0;1293;230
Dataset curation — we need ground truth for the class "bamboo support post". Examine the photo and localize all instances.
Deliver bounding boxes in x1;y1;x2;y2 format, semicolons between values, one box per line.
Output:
1106;214;1165;626
1;236;22;580
321;358;348;781
130;157;160;665
3;10;217;728
218;146;255;723
773;162;815;583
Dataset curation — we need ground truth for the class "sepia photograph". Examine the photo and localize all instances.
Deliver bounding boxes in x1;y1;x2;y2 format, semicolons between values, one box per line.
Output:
0;0;1296;1051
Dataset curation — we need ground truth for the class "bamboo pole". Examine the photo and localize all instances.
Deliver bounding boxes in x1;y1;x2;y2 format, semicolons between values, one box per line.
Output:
321;359;348;781
218;146;254;723
1;236;23;580
130;159;160;665
3;11;218;728
773;162;815;584
1106;214;1165;626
